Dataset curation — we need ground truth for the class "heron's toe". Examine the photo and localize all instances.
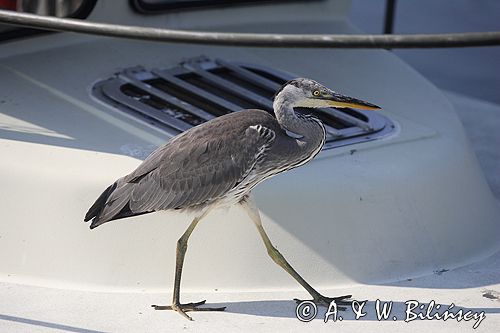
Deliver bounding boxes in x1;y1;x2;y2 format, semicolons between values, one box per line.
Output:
293;294;355;311
151;300;226;321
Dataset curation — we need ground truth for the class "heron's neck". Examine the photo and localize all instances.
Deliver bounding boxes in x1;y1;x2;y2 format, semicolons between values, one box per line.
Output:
273;99;303;133
274;99;319;138
273;99;326;158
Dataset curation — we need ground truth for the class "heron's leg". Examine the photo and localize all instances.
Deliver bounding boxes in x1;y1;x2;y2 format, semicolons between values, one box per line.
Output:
240;195;352;308
152;212;225;320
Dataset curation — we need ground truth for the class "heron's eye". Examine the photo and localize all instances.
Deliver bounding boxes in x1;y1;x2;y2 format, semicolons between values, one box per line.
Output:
313;90;320;97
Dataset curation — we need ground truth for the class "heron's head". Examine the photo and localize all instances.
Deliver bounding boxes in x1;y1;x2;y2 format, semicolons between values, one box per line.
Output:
273;78;380;110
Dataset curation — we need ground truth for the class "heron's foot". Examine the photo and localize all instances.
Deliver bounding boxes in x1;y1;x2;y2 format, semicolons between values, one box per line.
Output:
293;294;353;311
151;300;226;321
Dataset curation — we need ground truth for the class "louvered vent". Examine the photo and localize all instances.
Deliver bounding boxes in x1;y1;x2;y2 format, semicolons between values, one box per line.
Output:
93;56;394;149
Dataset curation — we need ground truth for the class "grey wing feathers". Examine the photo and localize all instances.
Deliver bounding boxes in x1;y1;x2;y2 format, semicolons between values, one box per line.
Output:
85;111;277;228
129;124;275;212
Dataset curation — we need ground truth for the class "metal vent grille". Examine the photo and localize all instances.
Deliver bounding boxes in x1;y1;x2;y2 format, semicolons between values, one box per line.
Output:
93;56;394;149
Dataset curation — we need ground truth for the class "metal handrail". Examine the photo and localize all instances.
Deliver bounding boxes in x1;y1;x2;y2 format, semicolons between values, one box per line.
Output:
1;9;500;48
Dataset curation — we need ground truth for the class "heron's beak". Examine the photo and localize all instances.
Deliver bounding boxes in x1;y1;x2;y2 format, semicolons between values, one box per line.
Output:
323;93;381;110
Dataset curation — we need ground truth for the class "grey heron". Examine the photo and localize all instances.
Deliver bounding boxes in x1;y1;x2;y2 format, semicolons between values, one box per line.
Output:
84;78;380;320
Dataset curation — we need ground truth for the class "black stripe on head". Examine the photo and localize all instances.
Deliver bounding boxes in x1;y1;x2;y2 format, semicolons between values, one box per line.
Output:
273;79;303;100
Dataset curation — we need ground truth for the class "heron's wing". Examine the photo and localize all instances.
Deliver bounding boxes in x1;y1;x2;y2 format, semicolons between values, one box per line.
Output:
127;123;276;213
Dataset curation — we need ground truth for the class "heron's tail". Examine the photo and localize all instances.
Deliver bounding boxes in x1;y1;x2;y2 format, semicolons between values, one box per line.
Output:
84;182;119;229
84;180;152;229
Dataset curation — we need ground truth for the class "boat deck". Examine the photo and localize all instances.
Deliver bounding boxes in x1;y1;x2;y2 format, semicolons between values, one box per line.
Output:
1;243;499;332
1;91;499;332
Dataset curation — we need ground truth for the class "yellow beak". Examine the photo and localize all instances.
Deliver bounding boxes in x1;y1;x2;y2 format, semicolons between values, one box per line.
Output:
325;94;381;110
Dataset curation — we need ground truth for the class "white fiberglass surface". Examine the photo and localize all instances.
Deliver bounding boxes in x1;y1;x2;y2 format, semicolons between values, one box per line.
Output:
0;2;498;292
